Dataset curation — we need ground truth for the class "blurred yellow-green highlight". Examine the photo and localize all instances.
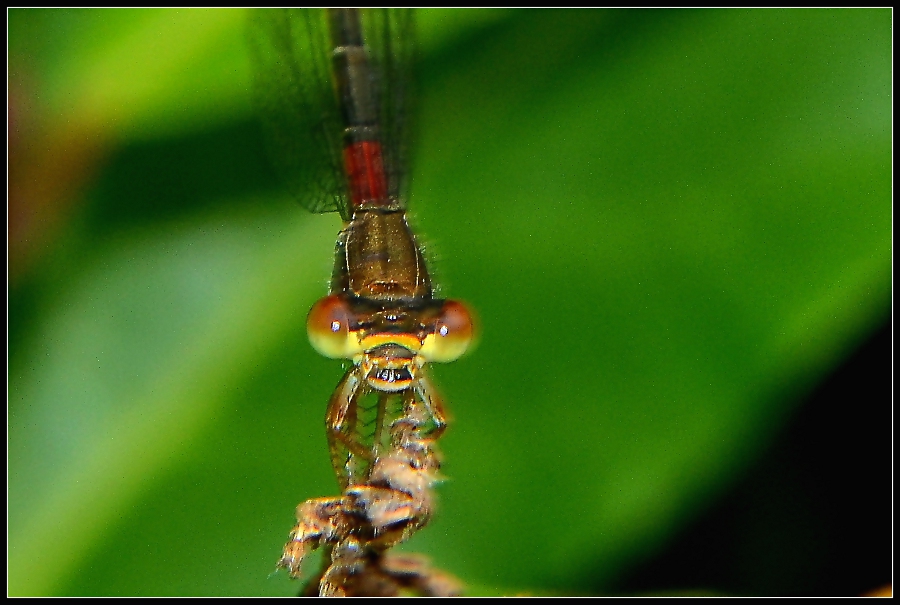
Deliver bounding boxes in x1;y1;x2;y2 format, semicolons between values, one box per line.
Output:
8;8;891;596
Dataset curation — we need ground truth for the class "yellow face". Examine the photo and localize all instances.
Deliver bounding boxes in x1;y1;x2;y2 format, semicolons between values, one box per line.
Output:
306;294;474;390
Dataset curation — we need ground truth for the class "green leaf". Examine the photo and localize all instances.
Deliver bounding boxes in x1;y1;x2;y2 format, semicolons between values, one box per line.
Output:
8;8;890;596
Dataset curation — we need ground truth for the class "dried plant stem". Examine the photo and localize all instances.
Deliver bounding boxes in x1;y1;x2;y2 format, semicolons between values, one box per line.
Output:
279;400;461;596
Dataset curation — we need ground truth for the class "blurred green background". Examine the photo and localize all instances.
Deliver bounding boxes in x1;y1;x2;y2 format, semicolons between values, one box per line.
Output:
8;8;891;596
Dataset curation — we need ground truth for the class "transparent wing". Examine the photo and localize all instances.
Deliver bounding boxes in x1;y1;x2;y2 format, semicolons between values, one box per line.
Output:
247;9;417;220
248;8;348;218
362;8;417;210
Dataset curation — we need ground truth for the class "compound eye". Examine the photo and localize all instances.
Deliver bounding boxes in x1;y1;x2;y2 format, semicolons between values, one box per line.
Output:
420;300;474;363
307;295;359;359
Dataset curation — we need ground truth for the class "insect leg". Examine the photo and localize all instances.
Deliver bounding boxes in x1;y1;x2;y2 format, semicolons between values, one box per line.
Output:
411;373;448;441
325;367;373;488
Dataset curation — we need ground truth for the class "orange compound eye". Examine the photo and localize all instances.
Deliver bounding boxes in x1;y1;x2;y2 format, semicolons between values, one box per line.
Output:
307;295;361;359
419;300;474;363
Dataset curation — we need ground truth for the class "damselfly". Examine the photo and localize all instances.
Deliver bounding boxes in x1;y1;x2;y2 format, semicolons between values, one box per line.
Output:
249;8;471;596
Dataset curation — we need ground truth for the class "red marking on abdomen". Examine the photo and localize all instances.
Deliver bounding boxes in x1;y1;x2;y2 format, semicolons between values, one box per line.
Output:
344;141;388;209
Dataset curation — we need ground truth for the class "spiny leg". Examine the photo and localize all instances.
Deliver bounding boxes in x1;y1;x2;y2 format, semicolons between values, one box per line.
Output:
411;373;449;441
325;368;373;488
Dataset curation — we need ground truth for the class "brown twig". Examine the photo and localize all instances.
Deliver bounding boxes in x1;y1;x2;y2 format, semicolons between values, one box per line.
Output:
279;399;461;596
